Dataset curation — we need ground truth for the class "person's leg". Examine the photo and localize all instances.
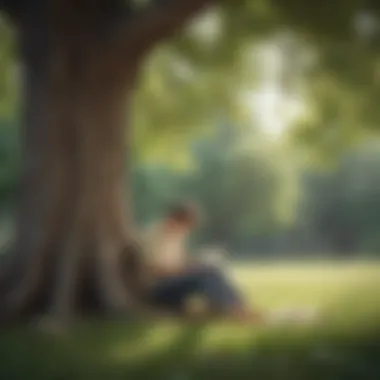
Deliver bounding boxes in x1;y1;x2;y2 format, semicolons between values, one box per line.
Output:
196;265;266;322
148;265;263;322
191;265;242;311
147;273;200;313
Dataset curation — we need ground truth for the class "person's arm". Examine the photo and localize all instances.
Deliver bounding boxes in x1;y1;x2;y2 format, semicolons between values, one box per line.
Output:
148;263;187;277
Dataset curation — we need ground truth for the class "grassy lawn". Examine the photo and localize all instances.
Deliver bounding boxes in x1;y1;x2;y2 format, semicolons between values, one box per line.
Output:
1;261;380;380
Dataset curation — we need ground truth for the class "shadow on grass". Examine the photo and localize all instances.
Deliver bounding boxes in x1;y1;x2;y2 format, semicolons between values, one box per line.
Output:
0;319;380;380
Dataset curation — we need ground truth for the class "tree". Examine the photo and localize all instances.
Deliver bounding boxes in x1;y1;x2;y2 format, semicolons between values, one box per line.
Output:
188;122;297;251
302;143;380;254
0;0;217;322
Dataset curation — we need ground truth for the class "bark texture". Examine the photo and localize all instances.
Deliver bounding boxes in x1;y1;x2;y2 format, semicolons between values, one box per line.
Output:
0;0;215;323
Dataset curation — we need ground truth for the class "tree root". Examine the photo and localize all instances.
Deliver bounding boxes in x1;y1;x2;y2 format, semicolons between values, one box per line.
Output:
95;237;131;316
0;235;212;327
0;234;150;325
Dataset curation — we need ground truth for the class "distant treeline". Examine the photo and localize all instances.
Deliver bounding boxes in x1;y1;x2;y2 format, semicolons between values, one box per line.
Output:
2;122;380;257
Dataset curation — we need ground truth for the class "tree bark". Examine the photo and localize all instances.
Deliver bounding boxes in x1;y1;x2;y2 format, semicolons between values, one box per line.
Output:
0;1;143;322
0;0;215;323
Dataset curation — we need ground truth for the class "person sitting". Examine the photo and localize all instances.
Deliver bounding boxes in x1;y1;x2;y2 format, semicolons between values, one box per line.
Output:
139;202;264;323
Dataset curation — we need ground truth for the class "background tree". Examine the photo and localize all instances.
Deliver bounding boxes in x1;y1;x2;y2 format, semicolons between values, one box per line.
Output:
187;122;297;252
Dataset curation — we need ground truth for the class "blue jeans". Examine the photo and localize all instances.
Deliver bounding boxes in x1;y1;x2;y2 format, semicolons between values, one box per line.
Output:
147;265;242;313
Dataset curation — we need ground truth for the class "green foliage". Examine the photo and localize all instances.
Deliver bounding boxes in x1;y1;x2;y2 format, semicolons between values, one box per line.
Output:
188;123;297;248
1;1;380;256
0;1;379;160
0;118;19;207
301;141;380;253
0;16;17;118
132;0;380;160
131;121;380;256
132;164;189;224
132;122;298;252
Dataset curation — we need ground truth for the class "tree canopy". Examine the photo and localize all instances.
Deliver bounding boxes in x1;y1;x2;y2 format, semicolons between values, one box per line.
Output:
0;0;378;162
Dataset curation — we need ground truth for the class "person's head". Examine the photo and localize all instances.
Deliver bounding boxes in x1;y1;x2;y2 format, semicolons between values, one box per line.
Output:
164;201;200;234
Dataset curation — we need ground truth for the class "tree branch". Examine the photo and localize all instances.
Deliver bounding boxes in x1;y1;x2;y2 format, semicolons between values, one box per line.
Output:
121;0;217;51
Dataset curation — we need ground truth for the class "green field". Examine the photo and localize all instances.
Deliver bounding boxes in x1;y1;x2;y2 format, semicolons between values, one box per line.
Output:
1;261;380;380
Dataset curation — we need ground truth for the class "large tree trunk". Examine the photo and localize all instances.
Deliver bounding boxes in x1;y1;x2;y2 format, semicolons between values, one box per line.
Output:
0;2;143;322
0;0;215;323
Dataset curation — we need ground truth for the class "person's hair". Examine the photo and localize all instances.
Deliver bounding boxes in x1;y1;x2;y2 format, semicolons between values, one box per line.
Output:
166;201;200;225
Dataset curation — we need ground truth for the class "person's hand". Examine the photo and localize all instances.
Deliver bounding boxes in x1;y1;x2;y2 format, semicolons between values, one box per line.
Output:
151;263;188;278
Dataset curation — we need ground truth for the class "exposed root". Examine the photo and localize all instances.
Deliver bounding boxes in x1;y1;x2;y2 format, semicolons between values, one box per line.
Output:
95;236;131;316
0;251;45;321
47;233;82;322
0;235;150;324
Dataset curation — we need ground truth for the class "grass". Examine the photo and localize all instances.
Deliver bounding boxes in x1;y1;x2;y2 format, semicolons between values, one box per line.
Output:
1;261;380;380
